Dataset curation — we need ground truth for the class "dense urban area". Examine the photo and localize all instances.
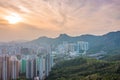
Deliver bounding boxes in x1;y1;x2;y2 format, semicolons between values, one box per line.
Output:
0;31;120;80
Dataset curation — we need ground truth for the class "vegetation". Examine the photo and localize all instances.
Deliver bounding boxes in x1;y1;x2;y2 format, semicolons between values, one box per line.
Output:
31;31;120;53
47;57;120;80
101;50;120;61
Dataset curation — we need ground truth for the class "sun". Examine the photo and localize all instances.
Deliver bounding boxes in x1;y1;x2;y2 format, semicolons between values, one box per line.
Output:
4;13;22;24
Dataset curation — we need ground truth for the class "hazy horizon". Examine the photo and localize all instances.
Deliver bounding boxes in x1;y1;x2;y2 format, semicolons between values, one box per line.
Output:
0;0;120;42
0;30;119;43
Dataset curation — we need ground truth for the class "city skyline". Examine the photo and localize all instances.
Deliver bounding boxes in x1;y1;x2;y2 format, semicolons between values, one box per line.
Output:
0;46;54;80
0;0;120;42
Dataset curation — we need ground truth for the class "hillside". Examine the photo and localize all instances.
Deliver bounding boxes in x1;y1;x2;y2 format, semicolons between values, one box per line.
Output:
47;57;120;80
30;31;120;53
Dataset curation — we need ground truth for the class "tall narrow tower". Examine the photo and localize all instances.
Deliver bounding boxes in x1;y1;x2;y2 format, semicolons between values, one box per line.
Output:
2;55;11;80
10;56;20;80
38;56;44;80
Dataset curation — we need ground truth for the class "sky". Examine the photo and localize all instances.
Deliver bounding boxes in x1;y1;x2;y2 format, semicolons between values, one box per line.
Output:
0;0;120;42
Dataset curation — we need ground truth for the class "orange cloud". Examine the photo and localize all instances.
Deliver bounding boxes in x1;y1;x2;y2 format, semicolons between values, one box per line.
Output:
0;0;120;41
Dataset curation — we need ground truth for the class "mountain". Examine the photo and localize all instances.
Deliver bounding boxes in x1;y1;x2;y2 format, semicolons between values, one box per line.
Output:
30;31;120;53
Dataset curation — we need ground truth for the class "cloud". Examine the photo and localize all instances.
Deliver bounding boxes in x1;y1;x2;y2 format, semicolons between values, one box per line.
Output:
0;18;8;25
0;0;120;41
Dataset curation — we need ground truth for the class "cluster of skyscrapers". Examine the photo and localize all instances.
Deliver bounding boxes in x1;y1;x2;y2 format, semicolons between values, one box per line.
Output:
0;47;54;80
0;40;88;80
0;55;19;80
56;41;89;56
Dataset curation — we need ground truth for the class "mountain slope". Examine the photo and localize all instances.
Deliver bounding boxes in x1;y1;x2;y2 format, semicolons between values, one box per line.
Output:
30;31;120;53
47;57;120;80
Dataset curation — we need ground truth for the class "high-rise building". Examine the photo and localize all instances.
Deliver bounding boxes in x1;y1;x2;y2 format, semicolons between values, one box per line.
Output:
0;56;2;80
45;54;49;77
20;58;26;74
50;54;54;67
26;56;37;79
45;53;53;77
10;56;20;80
33;58;38;77
2;55;11;80
77;41;89;55
38;56;44;80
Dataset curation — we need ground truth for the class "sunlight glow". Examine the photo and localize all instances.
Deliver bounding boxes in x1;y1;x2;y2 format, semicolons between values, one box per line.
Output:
4;13;22;24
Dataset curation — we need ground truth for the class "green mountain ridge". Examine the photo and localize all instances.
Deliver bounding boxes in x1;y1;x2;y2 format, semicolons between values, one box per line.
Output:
30;31;120;53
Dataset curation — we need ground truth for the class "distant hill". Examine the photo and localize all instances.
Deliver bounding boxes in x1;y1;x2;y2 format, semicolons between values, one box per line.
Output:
30;31;120;53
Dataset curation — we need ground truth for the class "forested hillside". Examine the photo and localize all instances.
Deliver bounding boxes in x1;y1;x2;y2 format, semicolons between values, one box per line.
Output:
47;57;120;80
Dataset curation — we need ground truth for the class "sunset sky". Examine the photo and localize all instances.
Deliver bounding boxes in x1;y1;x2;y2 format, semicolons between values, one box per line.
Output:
0;0;120;42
